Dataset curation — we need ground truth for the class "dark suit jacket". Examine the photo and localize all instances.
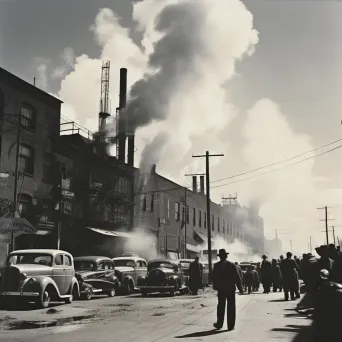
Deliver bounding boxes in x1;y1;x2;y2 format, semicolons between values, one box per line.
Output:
212;260;243;293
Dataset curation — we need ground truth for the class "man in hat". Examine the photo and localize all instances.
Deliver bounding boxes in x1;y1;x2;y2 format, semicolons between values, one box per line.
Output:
282;252;300;300
189;256;203;295
212;249;244;331
261;255;272;294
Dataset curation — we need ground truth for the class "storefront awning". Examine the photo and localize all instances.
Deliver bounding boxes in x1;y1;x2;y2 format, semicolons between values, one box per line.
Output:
186;243;201;253
193;229;213;244
86;227;133;238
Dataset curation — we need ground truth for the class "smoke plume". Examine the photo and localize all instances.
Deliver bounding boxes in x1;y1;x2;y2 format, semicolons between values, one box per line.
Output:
51;0;340;253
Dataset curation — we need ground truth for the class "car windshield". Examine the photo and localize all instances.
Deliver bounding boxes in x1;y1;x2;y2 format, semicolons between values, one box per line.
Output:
74;261;95;270
148;261;174;270
180;262;191;269
7;254;53;266
114;259;135;267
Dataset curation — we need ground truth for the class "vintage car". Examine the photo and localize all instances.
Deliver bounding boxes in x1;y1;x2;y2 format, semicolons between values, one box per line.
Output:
0;249;79;308
179;259;209;287
137;259;188;296
112;256;147;294
74;256;119;299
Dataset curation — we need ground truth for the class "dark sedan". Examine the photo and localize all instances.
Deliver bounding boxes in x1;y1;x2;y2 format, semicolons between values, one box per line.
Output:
74;256;119;300
137;259;188;296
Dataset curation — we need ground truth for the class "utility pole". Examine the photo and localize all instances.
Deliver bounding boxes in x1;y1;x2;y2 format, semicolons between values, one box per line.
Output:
332;226;336;245
290;240;293;253
10;111;22;252
192;151;224;278
317;206;334;245
309;236;312;254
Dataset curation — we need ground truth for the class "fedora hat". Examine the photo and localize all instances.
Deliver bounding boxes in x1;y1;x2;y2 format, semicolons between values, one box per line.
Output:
217;249;229;256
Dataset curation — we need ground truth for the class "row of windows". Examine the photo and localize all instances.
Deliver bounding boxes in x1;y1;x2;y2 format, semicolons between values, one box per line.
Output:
139;194;242;235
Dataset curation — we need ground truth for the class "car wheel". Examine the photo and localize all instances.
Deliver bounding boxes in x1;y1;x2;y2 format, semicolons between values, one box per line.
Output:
38;289;51;309
84;289;92;300
108;289;115;297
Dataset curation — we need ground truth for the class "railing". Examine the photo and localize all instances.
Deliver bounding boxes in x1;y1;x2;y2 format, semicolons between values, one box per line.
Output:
60;116;93;140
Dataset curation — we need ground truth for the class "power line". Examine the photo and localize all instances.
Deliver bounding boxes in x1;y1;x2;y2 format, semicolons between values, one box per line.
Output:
211;144;342;189
211;138;342;184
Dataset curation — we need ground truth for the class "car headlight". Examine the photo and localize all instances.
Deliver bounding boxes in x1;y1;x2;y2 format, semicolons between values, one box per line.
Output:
20;273;27;281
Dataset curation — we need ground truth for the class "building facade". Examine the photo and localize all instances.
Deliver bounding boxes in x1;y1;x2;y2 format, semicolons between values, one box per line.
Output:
134;165;265;259
0;67;63;264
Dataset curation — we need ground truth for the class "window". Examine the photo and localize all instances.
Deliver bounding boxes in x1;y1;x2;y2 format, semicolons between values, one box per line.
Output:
55;255;63;266
175;202;180;221
204;212;207;229
142;261;147;267
137;261;143;267
212;215;214;231
97;262;105;270
141;196;147;211
43;154;54;183
19;144;34;175
193;208;196;226
199;210;202;227
21;104;36;130
151;194;154;212
64;255;72;266
18;194;31;217
217;217;220;232
166;196;170;218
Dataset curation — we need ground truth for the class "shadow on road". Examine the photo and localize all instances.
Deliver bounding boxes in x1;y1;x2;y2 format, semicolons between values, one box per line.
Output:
0;302;63;312
268;299;288;302
175;329;227;338
272;324;313;341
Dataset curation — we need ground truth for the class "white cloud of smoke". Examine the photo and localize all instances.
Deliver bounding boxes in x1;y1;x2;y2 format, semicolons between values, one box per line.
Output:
50;0;340;254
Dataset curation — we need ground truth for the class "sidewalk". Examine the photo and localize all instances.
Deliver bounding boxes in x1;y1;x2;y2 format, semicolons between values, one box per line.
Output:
1;291;314;342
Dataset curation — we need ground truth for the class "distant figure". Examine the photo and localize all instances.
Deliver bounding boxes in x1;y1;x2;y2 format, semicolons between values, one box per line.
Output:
261;255;272;294
212;249;244;331
271;259;282;292
282;252;300;300
252;266;260;292
189;256;203;295
279;255;285;292
235;262;243;282
243;267;254;294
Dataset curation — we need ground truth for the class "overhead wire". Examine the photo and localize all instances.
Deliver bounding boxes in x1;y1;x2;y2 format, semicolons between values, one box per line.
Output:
211;138;342;184
211;143;342;189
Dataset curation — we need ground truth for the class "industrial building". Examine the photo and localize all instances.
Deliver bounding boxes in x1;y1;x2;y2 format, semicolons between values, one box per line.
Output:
134;164;265;259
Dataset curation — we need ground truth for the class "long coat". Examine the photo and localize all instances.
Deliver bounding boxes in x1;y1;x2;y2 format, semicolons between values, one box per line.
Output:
212;260;243;293
189;261;203;287
282;258;299;287
261;260;272;283
271;263;282;285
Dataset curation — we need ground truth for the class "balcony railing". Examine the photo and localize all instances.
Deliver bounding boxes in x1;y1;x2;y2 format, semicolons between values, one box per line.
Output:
60;116;93;140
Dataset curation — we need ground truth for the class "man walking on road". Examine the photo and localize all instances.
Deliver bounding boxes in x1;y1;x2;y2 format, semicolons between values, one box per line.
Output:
261;255;272;294
189;256;203;295
212;249;244;331
282;252;300;301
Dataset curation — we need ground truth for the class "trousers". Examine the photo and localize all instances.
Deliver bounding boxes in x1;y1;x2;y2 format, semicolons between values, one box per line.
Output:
217;291;236;329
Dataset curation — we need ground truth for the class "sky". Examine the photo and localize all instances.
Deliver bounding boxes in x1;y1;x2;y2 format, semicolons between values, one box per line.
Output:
1;0;342;254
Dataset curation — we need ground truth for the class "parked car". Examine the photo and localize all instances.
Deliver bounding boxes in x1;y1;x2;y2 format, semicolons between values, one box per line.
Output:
137;259;188;296
112;256;147;294
179;259;209;287
0;249;79;308
74;256;119;299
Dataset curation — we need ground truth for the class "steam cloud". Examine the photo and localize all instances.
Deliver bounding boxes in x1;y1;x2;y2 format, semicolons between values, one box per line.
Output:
50;0;340;253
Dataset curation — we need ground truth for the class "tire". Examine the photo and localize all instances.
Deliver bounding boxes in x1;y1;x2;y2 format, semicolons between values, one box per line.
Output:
124;280;133;295
108;289;115;297
37;288;51;309
84;289;92;300
170;283;179;297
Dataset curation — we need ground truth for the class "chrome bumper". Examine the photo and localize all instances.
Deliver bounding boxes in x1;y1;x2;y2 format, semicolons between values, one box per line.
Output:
0;291;40;297
138;286;174;290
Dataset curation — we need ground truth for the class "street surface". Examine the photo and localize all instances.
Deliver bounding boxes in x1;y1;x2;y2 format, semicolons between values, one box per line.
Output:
0;289;313;342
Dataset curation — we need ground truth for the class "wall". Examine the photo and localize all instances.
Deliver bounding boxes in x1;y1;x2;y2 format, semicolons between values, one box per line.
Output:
134;165;265;257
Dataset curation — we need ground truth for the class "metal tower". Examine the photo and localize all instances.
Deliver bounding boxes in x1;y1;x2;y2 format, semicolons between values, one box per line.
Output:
99;61;111;144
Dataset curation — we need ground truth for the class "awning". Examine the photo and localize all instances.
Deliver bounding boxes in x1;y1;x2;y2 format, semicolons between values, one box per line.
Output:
186;243;201;253
0;217;37;235
86;227;133;238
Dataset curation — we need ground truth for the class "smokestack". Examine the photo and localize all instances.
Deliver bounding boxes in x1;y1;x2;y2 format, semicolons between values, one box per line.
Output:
200;176;205;194
127;135;135;167
119;68;127;109
151;164;156;174
192;176;197;193
118;68;127;162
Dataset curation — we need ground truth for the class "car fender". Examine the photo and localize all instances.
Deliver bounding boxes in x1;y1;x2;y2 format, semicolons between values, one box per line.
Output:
137;276;146;286
24;276;62;298
123;275;134;285
70;277;80;297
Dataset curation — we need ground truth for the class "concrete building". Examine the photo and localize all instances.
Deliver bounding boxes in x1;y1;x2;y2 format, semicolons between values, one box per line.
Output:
134;165;265;259
0;67;62;263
